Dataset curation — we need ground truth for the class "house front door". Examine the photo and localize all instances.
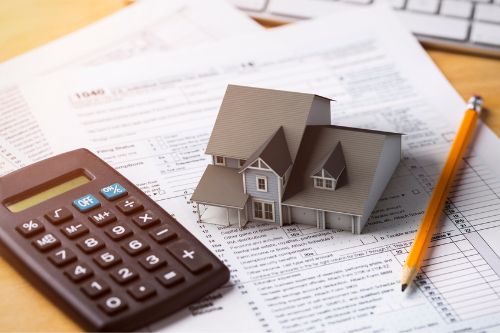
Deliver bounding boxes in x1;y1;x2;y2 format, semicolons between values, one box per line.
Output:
253;200;275;223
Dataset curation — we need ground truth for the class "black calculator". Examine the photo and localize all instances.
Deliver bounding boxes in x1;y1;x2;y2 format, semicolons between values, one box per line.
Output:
0;149;229;331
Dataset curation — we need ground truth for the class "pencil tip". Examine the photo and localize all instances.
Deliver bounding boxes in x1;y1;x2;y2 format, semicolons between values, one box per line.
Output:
401;284;408;292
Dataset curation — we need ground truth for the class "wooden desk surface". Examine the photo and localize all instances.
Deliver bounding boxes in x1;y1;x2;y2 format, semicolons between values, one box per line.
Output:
0;1;499;331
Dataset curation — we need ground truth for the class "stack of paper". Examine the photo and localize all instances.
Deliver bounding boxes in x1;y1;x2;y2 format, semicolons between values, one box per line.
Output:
2;1;500;332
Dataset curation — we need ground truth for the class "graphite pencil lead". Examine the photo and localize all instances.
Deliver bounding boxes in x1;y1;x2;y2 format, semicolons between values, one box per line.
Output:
401;284;408;292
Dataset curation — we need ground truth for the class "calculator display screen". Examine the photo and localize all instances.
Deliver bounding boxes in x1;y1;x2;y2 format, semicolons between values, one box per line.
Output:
6;174;90;213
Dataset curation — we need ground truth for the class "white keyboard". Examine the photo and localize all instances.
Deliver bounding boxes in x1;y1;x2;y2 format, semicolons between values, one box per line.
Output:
231;0;500;58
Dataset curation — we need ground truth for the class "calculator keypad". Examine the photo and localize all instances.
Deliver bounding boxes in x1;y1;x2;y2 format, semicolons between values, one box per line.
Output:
132;210;159;229
33;233;61;252
48;248;77;267
122;237;150;256
156;269;184;287
138;253;166;271
105;223;133;241
110;266;139;284
94;250;122;269
127;282;156;301
99;295;127;315
149;224;177;243
73;194;101;213
65;262;94;282
17;219;45;238
45;207;73;225
81;279;110;299
167;240;212;274
77;235;105;253
115;196;143;215
89;208;117;227
61;222;89;239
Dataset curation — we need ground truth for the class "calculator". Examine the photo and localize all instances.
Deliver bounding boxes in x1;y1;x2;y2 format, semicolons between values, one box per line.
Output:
0;149;229;331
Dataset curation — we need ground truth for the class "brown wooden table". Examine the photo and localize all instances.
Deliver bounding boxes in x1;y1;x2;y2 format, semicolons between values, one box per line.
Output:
0;0;498;331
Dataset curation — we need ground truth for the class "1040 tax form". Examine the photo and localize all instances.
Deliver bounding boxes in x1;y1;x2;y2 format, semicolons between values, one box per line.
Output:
21;7;500;333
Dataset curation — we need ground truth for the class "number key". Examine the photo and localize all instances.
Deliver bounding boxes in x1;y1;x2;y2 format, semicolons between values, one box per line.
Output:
94;250;122;269
77;235;105;254
61;222;89;239
65;262;93;282
105;223;133;241
48;248;77;267
122;237;149;256
116;196;143;215
138;252;166;271
110;266;139;284
17;219;44;238
98;295;127;315
45;207;73;225
81;279;110;299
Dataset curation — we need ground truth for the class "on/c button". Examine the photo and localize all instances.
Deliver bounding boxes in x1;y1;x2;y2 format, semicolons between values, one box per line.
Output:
73;194;101;212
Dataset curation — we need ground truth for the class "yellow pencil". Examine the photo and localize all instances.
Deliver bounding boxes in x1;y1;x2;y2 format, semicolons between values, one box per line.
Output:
401;95;483;292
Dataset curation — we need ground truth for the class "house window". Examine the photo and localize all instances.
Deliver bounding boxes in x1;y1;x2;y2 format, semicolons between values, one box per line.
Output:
215;156;225;166
256;176;267;192
253;200;274;222
314;177;335;190
239;159;246;167
248;158;270;170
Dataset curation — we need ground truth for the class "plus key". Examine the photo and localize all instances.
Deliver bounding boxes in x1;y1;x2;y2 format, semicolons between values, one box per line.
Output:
167;240;212;274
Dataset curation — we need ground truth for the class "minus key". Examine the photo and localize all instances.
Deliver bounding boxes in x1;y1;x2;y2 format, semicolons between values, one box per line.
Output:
149;224;176;244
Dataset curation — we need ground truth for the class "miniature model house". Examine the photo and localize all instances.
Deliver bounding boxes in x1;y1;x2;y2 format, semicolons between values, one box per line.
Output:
191;85;401;234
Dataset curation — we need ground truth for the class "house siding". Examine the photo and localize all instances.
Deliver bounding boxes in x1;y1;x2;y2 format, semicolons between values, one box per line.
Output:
225;158;240;168
244;168;280;224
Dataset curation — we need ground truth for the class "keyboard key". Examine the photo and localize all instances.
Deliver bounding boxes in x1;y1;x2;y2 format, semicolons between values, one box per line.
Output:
110;266;139;284
122;237;150;256
475;3;500;23
471;21;500;46
33;233;60;252
127;282;156;301
397;11;469;40
100;183;128;201
16;219;44;238
65;262;93;282
94;250;122;269
149;224;177;243
77;235;105;254
89;208;117;226
156;269;184;288
81;279;110;299
132;210;159;229
116;196;143;215
98;295;128;315
105;223;133;241
407;0;440;13
440;0;472;18
230;0;268;11
167;240;212;274
48;248;77;267
61;222;89;239
138;253;166;271
73;194;101;213
45;207;73;225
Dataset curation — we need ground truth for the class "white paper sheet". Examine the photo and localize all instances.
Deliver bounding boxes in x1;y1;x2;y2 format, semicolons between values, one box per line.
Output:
0;0;262;162
12;6;500;333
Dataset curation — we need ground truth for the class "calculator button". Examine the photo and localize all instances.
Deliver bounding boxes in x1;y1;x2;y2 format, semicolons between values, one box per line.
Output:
167;241;212;274
127;282;156;301
132;210;160;229
110;266;139;284
156;269;184;288
61;222;89;239
77;235;105;254
65;262;93;282
105;223;133;241
122;237;150;256
81;279;110;299
89;208;117;227
100;183;128;201
99;295;128;315
48;248;77;267
138;253;166;271
33;233;61;252
94;250;122;269
73;194;101;213
149;224;177;243
115;196;143;215
45;207;73;225
16;219;45;238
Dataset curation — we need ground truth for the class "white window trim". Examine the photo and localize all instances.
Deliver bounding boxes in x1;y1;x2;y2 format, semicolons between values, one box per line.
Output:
247;158;270;170
256;175;268;192
252;199;275;222
214;156;225;166
313;176;337;190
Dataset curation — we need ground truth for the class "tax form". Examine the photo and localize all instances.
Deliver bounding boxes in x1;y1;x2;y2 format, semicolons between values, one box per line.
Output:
17;6;500;333
0;0;261;162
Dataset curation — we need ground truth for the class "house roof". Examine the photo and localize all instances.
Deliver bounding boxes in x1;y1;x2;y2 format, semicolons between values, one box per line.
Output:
239;127;292;177
310;141;346;180
282;125;400;215
191;165;249;209
205;85;332;161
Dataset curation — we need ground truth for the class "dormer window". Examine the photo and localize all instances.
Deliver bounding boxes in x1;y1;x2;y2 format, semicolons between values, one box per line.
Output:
314;176;335;190
215;156;225;166
239;159;246;167
310;142;347;191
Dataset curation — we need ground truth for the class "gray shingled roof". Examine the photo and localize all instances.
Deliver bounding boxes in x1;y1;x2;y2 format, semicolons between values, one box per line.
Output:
282;125;401;215
310;142;346;180
205;85;331;161
239;126;292;177
191;165;249;209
